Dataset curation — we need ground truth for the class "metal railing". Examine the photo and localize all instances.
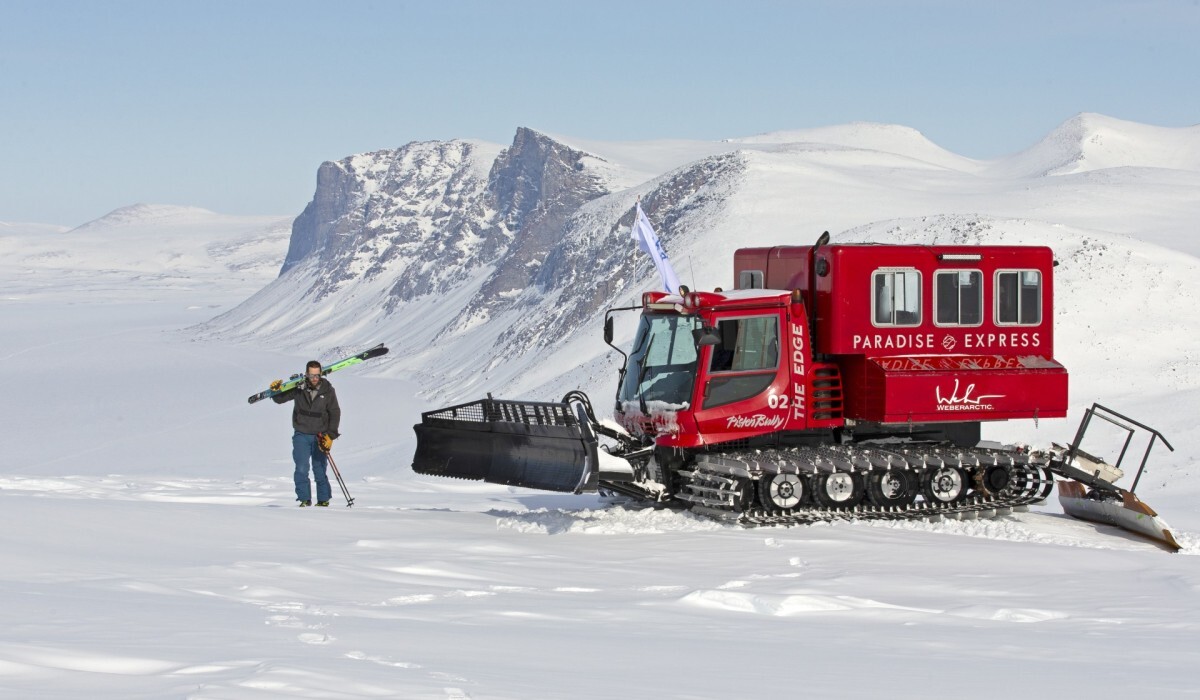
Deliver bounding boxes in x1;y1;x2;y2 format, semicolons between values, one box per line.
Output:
421;395;577;428
1064;403;1174;494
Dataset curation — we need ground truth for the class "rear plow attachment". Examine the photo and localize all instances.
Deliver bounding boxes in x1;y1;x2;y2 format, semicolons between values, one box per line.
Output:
1048;404;1180;552
412;392;636;494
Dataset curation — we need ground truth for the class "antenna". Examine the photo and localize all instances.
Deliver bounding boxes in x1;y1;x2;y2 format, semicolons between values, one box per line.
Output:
689;255;697;291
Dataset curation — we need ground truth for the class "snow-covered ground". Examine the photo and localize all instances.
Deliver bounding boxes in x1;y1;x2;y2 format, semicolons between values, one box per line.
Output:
5;473;1198;699
4;118;1200;698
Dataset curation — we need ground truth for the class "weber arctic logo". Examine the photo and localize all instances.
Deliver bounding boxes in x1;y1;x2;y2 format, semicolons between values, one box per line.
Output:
726;414;786;430
936;379;1004;411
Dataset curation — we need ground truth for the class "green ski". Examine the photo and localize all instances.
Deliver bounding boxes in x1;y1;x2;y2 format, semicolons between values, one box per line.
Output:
247;343;389;404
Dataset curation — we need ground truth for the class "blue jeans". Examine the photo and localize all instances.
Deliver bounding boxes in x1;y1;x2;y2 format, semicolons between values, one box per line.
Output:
292;432;331;503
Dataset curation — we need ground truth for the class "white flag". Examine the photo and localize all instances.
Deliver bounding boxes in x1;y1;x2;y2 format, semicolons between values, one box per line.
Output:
630;201;682;294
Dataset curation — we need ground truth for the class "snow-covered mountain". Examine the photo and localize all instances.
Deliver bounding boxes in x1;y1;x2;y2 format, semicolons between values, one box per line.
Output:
987;112;1200;178
201;114;1200;439
0;204;292;303
729;121;984;172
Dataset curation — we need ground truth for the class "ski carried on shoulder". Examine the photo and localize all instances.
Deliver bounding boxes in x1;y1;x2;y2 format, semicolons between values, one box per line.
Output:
247;343;390;404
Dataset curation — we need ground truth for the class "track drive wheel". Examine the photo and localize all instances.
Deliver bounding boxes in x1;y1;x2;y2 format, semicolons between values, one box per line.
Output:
727;477;756;513
866;469;917;508
813;470;865;509
922;466;969;504
758;472;806;512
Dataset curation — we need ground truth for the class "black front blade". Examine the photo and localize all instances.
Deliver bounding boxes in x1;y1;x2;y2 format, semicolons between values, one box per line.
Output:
412;397;596;493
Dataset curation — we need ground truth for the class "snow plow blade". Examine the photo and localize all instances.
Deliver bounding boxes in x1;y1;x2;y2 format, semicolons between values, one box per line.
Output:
1050;404;1179;552
1058;481;1181;552
412;396;600;493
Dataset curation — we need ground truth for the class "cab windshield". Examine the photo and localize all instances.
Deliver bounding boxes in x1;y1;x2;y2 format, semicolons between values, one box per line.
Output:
618;313;701;406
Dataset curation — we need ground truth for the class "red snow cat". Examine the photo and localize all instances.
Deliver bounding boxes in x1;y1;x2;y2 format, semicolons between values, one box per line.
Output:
413;233;1180;551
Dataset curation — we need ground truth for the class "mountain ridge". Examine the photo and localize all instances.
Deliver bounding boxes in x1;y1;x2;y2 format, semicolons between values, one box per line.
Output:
196;114;1200;416
986;112;1200;178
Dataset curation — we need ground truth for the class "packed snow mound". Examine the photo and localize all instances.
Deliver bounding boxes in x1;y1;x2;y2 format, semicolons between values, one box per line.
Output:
492;506;726;535
863;514;1200;554
729;121;979;172
988;112;1200;178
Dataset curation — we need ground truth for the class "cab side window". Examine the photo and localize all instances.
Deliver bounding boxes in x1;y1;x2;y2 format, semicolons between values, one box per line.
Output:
704;315;779;409
873;269;921;326
996;270;1041;325
935;270;982;326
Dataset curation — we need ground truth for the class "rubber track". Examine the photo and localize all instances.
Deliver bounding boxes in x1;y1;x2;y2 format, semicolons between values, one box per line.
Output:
681;445;1057;527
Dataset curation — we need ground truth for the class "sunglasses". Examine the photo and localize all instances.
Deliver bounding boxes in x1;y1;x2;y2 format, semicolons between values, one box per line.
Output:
306;373;322;378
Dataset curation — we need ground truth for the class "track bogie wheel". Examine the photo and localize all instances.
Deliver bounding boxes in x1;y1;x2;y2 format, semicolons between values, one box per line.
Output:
922;466;969;504
974;465;1011;496
758;472;807;512
866;469;917;507
813;470;865;509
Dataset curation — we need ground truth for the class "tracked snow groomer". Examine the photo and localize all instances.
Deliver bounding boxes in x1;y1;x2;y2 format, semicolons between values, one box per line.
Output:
413;234;1180;550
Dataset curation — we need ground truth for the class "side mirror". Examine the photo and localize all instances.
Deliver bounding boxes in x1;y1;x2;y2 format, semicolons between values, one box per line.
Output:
604;316;614;344
693;326;721;347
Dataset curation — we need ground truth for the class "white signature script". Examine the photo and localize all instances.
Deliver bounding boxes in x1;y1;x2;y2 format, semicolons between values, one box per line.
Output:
725;414;786;429
935;380;1004;411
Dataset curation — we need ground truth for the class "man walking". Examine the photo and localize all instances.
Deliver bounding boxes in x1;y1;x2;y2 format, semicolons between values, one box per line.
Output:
272;360;341;506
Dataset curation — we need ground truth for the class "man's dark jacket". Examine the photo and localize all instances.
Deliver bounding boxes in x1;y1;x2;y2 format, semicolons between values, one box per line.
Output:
273;377;341;436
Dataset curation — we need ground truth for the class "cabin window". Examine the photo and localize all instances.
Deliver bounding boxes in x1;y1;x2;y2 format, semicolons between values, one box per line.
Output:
708;316;779;373
738;269;764;290
935;270;983;326
872;269;921;327
996;270;1042;325
704;315;779;409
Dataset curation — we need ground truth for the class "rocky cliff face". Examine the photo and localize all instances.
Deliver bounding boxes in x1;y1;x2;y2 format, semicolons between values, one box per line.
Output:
483;151;747;352
281;139;505;304
203;126;746;396
272;128;627;309
436;128;613;334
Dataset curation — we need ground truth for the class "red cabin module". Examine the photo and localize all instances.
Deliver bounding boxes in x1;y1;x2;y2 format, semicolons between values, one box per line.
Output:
735;244;1068;430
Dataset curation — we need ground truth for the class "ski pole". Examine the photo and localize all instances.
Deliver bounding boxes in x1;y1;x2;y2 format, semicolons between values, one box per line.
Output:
325;449;355;507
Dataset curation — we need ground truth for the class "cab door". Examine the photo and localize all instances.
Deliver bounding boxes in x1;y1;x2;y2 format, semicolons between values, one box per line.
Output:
692;310;792;445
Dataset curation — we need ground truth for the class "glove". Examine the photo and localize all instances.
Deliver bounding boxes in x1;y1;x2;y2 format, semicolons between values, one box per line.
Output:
269;379;283;391
319;433;334;453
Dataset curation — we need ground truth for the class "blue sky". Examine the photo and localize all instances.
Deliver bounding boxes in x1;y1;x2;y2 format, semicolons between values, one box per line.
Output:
2;0;1197;225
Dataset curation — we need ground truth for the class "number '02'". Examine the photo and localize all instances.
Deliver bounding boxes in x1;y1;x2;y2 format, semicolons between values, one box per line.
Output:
767;394;790;410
